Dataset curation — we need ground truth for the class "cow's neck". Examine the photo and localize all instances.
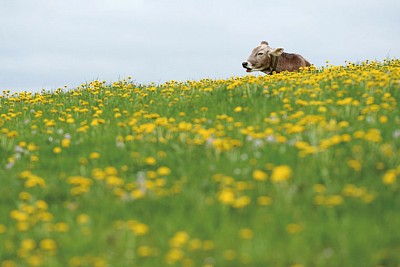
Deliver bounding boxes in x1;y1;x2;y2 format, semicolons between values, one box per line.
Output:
263;54;281;74
270;55;279;72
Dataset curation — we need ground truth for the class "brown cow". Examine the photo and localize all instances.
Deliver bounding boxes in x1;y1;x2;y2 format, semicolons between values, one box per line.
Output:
242;41;311;74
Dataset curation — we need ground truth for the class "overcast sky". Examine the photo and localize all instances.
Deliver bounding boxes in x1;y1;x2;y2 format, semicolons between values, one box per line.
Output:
1;0;399;93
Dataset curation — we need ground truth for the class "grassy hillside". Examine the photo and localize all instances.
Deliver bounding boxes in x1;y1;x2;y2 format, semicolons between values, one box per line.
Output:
1;60;400;267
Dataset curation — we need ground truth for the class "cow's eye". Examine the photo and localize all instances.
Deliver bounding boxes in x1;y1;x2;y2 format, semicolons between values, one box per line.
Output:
257;52;264;56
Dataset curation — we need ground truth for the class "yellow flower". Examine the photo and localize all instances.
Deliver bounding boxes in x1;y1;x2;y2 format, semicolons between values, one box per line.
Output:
218;189;235;205
77;214;90;224
30;155;39;162
137;245;153;257
202;240;215;251
223;249;237;260
146;171;157;179
26;256;42;267
271;165;292;183
17;222;29;232
233;195;251;208
7;131;18;138
128;220;149;236
165;248;184;264
313;184;326;194
1;260;17;267
234;106;243;112
286;223;302;234
21;239;36;251
252;169;268;181
106;176;124;187
379;116;388;124
325;195;344;206
169;231;189;247
104;166;118;176
145;157;156;165
45;120;56;127
383;170;397;185
19;191;32;201
347;159;362;171
0;224;6;234
131;189;145;199
89;152;101;159
188;239;202;251
27;143;38;151
24;176;46;188
53;222;69;232
157;166;171;176
257;196;272;206
238;228;253;239
35;200;48;210
61;138;71;148
53;147;62;154
40;239;57;251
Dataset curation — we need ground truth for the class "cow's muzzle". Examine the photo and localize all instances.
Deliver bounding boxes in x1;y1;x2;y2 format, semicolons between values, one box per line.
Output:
242;62;252;72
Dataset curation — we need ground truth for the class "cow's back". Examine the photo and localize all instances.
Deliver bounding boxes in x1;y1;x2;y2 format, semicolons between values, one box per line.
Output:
280;52;310;71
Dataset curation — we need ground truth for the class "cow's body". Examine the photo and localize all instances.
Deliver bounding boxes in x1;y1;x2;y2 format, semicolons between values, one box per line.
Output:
271;52;311;73
242;41;311;74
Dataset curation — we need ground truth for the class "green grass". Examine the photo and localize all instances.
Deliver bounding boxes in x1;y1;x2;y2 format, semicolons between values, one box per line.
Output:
0;60;400;267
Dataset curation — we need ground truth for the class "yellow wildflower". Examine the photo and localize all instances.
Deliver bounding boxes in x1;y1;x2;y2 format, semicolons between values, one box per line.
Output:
21;239;36;251
1;260;17;267
233;195;251;208
77;214;90;224
40;239;57;251
252;169;268;181
257;196;272;206
61;138;71;148
287;223;302;234
271;165;292;183
128;220;149;236
145;157;156;165
157;166;171;176
234;106;243;112
218;189;235;205
383;170;397;185
0;224;6;234
89;152;101;159
165;248;184;264
169;231;189;247
238;228;253;239
137;246;153;257
223;249;237;260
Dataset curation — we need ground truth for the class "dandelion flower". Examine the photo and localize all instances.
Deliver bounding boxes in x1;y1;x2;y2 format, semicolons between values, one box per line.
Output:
157;166;171;176
252;169;268;181
286;223;302;234
383;170;397;185
145;157;156;165
239;228;254;239
89;152;101;159
271;165;292;183
40;239;57;251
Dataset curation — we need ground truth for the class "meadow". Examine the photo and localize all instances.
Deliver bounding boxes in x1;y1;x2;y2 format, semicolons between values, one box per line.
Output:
0;60;399;267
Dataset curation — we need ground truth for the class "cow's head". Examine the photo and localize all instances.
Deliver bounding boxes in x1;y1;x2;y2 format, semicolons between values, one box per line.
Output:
242;41;284;73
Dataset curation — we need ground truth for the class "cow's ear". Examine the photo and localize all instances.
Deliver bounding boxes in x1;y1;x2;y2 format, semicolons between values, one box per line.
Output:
268;47;284;56
261;41;269;45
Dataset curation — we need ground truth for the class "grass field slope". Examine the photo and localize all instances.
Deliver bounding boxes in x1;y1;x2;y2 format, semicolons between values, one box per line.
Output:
1;60;400;267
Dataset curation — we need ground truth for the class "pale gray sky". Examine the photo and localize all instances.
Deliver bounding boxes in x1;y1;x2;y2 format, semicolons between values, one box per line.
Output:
1;0;399;92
